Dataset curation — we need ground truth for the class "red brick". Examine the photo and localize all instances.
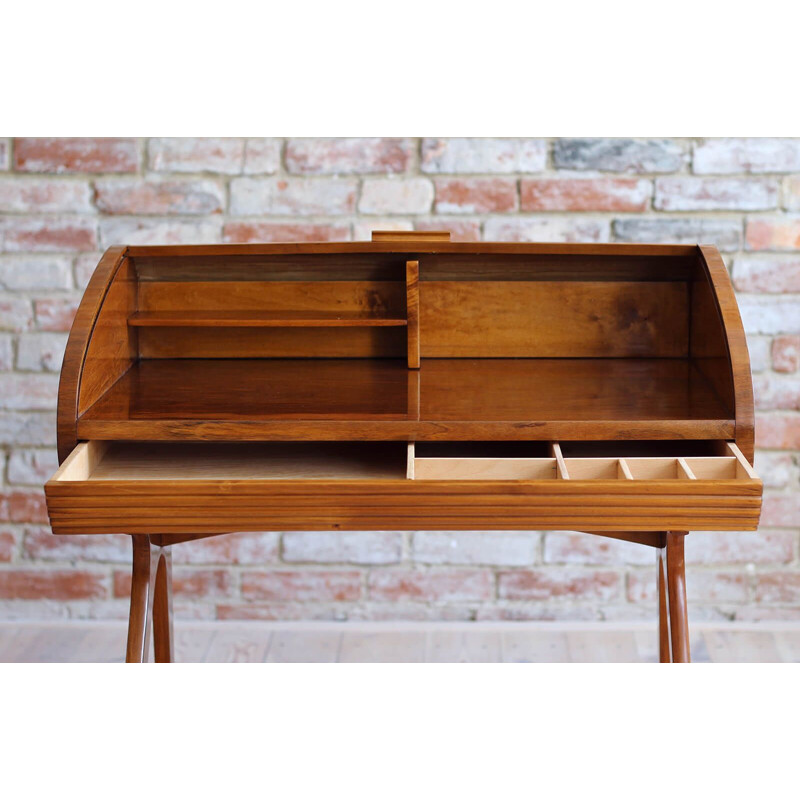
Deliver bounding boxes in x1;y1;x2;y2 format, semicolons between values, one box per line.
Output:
368;569;493;602
148;138;244;174
521;178;650;212
94;179;224;215
2;217;97;252
685;531;794;565
415;220;481;241
746;217;800;251
6;490;49;523
23;528;130;563
0;178;92;213
0;569;107;599
230;178;357;216
654;177;776;211
14;138;139;173
434;178;517;214
772;336;800;373
0;528;17;561
286;138;412;174
173;531;279;565
498;568;620;601
760;495;800;528
242;569;361;602
34;298;79;331
756;415;800;449
223;222;350;244
755;572;800;604
733;256;800;292
114;568;232;598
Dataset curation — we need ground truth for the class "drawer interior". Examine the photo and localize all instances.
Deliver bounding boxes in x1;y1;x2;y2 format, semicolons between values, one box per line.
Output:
50;440;758;484
409;441;757;482
52;442;407;482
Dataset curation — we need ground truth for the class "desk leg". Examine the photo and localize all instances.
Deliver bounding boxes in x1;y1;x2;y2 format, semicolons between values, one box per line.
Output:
153;548;174;663
666;532;690;663
126;535;159;663
657;539;671;662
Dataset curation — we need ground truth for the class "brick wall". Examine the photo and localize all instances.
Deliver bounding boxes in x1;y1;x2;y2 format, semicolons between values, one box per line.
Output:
0;137;798;622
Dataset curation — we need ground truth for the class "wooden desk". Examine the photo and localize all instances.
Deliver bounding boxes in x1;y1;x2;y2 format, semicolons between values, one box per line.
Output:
44;232;762;663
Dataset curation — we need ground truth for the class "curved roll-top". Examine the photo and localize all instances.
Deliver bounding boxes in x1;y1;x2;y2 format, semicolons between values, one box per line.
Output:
56;237;754;464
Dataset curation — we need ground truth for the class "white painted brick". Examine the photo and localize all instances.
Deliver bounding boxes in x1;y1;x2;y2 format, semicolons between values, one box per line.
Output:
16;333;68;372
484;216;609;243
352;218;412;241
282;531;403;565
694;138;800;174
0;255;72;290
0;178;92;213
746;335;771;373
613;217;742;250
0;334;12;370
359;179;434;214
543;531;653;566
413;531;538;566
8;449;59;484
554;138;686;173
243;139;282;175
421;138;547;173
654;177;778;211
230;178;357;216
99;218;222;248
0;374;59;410
148;138;245;174
0;412;57;446
739;296;800;335
0;296;33;331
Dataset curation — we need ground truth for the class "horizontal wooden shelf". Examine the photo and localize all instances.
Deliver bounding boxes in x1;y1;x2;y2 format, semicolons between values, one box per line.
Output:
76;357;735;442
128;311;408;328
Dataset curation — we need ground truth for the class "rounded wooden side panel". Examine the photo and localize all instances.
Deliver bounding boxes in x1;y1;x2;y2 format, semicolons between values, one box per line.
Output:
695;245;756;463
56;246;134;462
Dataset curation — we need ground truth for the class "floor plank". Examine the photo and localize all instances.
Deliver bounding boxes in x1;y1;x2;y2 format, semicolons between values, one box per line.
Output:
1;622;798;663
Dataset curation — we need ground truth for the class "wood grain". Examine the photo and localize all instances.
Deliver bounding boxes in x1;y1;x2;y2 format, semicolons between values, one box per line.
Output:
56;245;128;462
420;281;689;357
406;260;419;368
666;532;691;663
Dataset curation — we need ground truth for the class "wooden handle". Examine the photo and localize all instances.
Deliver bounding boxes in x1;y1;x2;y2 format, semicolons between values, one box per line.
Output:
371;230;451;242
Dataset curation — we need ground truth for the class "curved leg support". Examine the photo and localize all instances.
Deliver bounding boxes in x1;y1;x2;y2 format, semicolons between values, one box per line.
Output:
666;532;690;663
153;548;174;663
657;538;671;662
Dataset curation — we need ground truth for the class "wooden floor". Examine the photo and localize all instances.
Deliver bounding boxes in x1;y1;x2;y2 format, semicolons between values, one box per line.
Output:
1;621;798;662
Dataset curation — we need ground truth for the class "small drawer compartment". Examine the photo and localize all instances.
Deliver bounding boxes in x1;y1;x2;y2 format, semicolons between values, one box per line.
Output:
408;442;556;480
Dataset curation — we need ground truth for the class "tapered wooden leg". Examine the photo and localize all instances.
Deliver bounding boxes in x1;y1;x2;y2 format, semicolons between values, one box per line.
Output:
666;532;690;663
126;535;159;663
657;542;671;662
153;548;174;663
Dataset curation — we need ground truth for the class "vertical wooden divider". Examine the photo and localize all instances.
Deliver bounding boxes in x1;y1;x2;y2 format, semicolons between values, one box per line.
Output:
406;259;420;369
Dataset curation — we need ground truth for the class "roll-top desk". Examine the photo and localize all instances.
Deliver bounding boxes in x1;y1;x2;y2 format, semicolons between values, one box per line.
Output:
44;231;762;663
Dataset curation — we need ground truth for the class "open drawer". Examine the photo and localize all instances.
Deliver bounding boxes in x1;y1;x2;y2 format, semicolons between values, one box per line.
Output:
46;440;762;535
